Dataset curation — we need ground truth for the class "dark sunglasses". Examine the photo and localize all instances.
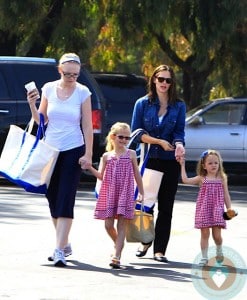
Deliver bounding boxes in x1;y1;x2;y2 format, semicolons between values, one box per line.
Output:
62;71;79;78
156;76;172;84
115;135;131;141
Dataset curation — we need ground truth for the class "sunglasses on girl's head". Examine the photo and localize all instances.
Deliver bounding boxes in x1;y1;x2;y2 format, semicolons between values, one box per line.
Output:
114;135;131;140
156;76;172;84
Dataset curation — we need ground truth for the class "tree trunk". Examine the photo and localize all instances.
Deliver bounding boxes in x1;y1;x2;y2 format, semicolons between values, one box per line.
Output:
0;31;17;55
26;0;64;57
182;71;191;108
183;70;210;110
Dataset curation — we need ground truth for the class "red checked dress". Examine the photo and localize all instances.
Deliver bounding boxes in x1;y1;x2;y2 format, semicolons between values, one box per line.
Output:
94;150;135;220
195;177;226;229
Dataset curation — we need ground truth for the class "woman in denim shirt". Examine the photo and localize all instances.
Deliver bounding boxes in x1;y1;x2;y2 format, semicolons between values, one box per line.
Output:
131;64;186;262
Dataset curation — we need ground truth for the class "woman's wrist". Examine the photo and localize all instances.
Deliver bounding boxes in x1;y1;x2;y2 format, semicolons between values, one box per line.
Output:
28;102;37;109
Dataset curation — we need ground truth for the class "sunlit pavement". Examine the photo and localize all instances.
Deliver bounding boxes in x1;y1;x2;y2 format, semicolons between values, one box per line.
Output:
0;183;246;300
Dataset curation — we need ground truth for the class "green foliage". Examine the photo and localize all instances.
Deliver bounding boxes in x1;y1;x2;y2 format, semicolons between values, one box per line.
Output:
0;0;101;63
98;0;246;107
0;0;246;106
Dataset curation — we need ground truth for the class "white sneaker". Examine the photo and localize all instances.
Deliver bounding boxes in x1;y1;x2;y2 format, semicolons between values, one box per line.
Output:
63;244;72;257
48;244;72;261
53;249;67;267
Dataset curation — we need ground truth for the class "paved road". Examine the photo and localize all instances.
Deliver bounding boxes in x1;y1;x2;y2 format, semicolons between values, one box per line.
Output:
0;183;246;300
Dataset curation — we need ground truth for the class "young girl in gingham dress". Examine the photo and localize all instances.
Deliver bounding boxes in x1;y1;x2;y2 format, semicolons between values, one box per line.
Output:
179;150;232;266
89;122;144;268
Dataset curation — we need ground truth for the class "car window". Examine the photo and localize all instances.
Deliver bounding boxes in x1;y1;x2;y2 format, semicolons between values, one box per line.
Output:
12;63;60;98
202;103;246;125
186;103;208;117
93;73;147;131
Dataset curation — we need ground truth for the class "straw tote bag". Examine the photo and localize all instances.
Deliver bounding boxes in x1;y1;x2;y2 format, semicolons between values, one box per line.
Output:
126;204;155;243
0;114;59;194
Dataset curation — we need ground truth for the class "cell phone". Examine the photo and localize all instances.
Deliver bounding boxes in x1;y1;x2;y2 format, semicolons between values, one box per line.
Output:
25;81;37;92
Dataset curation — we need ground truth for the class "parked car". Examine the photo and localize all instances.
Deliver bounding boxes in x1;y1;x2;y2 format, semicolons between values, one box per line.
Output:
92;72;147;131
185;97;247;174
0;56;107;171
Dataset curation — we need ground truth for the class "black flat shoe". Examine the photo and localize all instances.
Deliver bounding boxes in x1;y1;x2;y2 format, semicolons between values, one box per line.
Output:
153;256;168;263
135;242;152;257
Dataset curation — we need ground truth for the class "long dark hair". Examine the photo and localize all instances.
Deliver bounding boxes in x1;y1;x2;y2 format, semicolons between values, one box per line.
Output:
147;64;178;104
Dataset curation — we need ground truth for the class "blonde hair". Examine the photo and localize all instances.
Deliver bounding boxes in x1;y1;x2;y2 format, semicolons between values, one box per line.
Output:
105;122;131;151
196;149;227;180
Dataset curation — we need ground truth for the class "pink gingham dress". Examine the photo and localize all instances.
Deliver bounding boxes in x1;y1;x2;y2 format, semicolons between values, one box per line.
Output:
94;150;135;220
195;177;226;229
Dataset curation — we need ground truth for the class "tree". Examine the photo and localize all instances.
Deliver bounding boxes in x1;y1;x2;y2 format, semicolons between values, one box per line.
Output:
99;0;246;108
0;0;101;63
0;0;245;107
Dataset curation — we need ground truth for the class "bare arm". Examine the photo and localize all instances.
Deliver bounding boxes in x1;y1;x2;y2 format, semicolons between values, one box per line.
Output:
88;155;107;180
179;156;201;185
223;177;232;209
88;166;103;180
79;96;93;169
130;150;144;201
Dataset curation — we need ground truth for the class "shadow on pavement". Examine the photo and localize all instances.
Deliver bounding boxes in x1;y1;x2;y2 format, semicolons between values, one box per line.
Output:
41;259;193;282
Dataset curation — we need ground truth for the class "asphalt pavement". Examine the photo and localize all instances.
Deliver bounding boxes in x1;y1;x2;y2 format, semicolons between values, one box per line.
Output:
0;182;246;300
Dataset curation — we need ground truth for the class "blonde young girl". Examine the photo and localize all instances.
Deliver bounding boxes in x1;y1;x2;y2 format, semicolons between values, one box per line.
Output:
179;150;232;266
89;122;144;268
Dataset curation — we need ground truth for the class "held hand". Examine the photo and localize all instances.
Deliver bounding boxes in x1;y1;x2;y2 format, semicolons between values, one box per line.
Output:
78;154;92;170
177;155;185;165
27;90;40;105
136;193;144;203
159;139;174;151
175;144;185;161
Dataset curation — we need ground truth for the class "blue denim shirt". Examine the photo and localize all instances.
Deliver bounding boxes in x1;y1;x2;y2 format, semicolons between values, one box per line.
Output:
131;95;186;160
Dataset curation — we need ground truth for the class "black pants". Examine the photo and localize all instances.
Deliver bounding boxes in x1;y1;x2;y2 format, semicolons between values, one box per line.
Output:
46;145;85;219
146;158;180;255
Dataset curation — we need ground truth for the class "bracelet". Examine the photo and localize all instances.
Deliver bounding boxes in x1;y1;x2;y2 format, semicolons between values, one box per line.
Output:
175;142;183;146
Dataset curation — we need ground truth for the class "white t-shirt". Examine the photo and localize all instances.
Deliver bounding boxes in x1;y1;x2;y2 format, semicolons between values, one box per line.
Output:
42;80;92;151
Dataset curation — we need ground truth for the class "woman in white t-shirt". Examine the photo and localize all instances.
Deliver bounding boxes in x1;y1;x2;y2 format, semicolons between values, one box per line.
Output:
27;53;93;267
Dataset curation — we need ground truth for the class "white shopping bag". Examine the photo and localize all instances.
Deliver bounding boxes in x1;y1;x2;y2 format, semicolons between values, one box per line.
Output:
0;115;59;194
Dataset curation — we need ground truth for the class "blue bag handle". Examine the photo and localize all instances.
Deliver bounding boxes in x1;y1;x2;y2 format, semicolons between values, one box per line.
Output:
15;114;46;175
22;113;45;147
